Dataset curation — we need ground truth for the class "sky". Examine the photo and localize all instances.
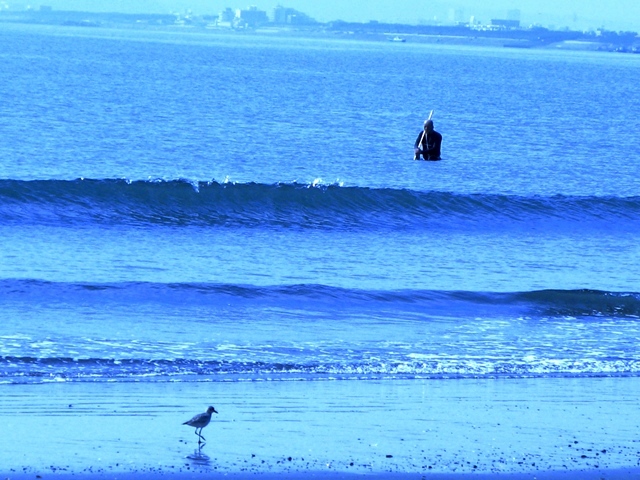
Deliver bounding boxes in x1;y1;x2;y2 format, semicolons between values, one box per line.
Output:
15;0;640;31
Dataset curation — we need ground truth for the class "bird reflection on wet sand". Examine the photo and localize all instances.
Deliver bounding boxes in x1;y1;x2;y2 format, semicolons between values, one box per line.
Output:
186;447;210;465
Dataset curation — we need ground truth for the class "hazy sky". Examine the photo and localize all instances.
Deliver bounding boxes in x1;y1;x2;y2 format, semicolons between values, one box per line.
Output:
28;1;640;31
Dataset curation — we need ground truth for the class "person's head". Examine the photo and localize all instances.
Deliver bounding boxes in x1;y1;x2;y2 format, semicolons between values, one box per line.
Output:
424;119;434;133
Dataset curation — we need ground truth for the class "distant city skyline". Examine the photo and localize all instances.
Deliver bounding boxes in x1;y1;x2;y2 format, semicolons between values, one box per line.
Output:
4;0;639;31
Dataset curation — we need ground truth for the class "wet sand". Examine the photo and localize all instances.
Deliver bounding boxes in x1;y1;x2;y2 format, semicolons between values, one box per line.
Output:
1;377;639;479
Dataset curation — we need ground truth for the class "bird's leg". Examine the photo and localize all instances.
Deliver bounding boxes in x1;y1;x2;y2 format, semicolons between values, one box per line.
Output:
195;428;206;443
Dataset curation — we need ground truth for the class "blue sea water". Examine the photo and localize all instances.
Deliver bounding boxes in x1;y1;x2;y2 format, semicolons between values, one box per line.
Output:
1;24;640;384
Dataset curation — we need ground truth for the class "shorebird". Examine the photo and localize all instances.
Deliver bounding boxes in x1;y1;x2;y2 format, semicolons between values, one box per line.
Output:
183;406;218;444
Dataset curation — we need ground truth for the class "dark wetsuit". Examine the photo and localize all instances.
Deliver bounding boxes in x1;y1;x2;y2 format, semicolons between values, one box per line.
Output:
414;130;442;160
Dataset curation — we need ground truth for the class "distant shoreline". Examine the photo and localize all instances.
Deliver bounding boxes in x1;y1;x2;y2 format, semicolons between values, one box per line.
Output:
1;9;639;54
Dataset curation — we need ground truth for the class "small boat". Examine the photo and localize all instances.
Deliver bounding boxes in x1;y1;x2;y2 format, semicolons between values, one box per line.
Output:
390;36;406;43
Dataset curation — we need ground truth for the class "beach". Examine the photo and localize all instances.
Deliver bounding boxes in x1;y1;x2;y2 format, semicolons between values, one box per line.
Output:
2;377;639;479
2;21;640;480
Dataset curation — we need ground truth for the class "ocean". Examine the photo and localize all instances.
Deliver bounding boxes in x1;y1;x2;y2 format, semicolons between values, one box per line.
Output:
1;24;640;389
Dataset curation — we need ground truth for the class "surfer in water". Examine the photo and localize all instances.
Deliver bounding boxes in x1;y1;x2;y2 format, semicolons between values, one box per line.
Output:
414;119;442;160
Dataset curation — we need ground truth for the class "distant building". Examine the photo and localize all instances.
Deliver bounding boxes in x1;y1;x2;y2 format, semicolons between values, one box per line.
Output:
272;5;316;25
448;8;465;25
235;5;268;28
218;8;236;26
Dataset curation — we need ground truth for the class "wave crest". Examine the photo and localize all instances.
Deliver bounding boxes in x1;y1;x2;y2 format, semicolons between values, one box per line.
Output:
2;280;639;318
1;178;639;230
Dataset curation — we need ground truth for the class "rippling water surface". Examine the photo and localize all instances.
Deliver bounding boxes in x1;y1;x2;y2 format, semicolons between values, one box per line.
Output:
1;25;639;384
